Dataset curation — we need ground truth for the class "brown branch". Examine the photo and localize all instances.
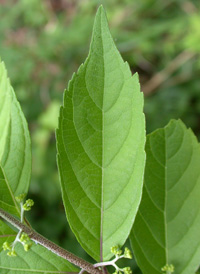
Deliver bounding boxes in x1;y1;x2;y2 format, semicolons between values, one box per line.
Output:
0;208;102;274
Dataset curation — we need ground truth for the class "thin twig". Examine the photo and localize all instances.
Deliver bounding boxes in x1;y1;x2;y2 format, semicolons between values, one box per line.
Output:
0;208;102;274
143;51;195;95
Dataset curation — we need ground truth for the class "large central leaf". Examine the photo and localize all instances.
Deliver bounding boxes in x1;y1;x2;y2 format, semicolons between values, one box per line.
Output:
57;6;145;262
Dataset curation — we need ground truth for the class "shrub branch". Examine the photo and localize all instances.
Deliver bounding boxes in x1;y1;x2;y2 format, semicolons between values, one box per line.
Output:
0;208;102;274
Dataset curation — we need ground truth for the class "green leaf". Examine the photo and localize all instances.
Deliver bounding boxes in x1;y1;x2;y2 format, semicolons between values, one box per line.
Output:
0;166;18;215
0;240;79;274
130;119;200;274
56;6;145;262
0;60;31;214
0;164;18;244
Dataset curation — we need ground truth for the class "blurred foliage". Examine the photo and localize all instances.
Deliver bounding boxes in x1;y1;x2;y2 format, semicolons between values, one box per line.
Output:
0;0;200;272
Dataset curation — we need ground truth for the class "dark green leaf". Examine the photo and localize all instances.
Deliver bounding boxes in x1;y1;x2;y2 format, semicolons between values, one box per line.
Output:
130;119;200;274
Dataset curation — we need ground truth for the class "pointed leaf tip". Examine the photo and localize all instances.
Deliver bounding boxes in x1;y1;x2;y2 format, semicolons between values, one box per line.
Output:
93;5;108;31
97;5;106;14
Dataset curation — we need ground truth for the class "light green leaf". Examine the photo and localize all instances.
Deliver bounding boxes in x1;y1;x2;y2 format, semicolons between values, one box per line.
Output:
0;60;31;239
56;6;145;262
0;163;18;245
130;119;200;274
0;60;32;208
0;240;79;274
0;166;18;215
0;58;32;242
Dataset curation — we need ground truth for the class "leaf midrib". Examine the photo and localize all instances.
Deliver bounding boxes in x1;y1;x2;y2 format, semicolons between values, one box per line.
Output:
164;128;168;267
100;10;105;262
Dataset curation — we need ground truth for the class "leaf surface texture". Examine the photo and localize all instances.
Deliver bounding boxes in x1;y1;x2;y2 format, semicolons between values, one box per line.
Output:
0;60;31;214
0;241;79;274
130;119;200;274
57;6;145;261
0;60;31;238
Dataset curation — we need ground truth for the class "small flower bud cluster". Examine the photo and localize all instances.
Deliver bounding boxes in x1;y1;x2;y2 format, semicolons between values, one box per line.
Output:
7;250;17;257
110;245;133;274
2;241;11;251
2;233;33;257
3;242;16;257
161;264;175;273
111;245;132;259
123;267;132;274
15;193;34;211
23;199;34;211
20;233;33;251
113;267;132;274
124;247;132;259
111;245;123;256
2;242;17;257
2;194;35;257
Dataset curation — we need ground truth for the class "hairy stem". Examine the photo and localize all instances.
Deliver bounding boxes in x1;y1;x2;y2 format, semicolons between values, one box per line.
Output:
0;208;102;274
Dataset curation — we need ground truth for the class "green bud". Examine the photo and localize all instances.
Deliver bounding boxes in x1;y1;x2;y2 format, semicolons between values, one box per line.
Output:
15;193;26;203
7;250;17;257
2;241;11;251
24;243;32;252
111;245;122;256
23;199;34;211
161;264;175;273
20;233;30;243
123;267;132;274
124;247;132;259
20;233;32;251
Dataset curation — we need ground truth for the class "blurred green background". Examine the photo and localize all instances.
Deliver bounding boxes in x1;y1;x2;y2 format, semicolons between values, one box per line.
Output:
0;0;200;272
